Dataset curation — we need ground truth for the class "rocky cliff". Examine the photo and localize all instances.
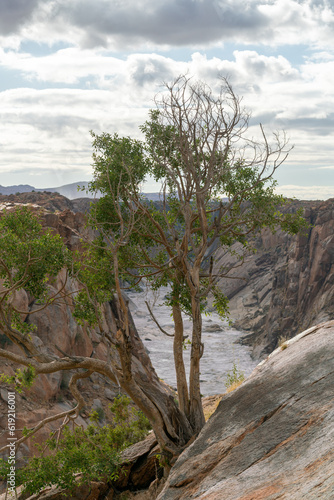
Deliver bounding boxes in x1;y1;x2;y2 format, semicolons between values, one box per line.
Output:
0;191;94;214
213;198;334;357
159;320;334;499
0;205;121;471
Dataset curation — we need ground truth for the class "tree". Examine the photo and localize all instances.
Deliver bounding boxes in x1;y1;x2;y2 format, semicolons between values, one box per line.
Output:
0;207;193;465
0;76;306;473
88;76;306;438
0;207;70;360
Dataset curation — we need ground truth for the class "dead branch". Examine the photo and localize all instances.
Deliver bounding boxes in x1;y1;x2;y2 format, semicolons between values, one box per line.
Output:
145;300;174;337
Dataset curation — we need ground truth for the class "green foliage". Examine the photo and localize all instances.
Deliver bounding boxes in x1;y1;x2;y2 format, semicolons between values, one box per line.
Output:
108;394;151;447
90;131;150;204
211;287;230;320
0;207;70;299
89;407;105;423
225;361;245;391
0;365;36;393
183;338;191;350
0;395;151;496
71;244;115;326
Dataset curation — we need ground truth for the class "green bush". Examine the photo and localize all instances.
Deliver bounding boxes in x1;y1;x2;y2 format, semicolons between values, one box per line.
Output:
0;395;151;496
225;361;245;393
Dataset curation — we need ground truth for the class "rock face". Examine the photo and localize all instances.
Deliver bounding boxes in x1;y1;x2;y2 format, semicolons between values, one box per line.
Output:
158;320;334;499
214;198;334;357
0;206;120;471
0;191;94;213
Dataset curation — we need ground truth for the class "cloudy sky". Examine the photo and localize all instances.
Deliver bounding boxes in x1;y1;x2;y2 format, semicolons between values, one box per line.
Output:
0;0;334;199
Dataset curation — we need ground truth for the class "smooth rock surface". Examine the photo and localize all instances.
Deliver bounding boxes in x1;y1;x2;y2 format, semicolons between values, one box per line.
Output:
158;320;334;500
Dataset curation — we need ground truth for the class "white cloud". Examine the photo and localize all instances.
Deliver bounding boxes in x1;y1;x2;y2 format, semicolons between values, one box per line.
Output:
0;47;124;84
0;87;148;188
0;46;334;198
276;184;334;200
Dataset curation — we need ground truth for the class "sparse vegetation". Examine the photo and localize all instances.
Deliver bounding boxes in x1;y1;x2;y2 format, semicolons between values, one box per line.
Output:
225;362;245;393
0;395;151;496
278;335;289;350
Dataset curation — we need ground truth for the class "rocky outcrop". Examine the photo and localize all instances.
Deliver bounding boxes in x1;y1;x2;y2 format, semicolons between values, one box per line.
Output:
159;320;334;499
0;207;120;470
213;198;334;357
0;191;94;213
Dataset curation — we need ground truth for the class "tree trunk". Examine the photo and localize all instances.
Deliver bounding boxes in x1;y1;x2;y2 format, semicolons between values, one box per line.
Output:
109;296;194;457
172;302;190;418
188;293;205;432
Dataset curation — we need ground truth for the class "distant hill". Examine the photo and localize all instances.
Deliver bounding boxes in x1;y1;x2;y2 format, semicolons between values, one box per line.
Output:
0;182;93;200
0;190;95;213
45;182;92;199
0;182;161;201
0;184;36;195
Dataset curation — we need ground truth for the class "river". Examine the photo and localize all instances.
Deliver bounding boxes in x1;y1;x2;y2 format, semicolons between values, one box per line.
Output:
127;285;258;396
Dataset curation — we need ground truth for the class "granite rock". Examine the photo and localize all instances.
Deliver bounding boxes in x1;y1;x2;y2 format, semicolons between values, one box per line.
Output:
213;199;334;356
158;320;334;499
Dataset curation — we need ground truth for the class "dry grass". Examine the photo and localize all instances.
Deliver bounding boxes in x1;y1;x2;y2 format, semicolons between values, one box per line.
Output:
225;379;244;393
278;335;289;350
202;394;223;421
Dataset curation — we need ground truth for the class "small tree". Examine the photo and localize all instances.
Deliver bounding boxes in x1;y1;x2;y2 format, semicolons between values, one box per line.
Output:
0;207;70;359
0;207;193;465
0;77;306;475
89;75;306;435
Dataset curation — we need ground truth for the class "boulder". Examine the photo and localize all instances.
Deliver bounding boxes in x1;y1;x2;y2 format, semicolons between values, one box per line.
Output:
158;320;334;499
113;432;161;490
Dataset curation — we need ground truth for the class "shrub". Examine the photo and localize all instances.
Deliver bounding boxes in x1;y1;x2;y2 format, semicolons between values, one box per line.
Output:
0;395;151;496
225;361;245;393
278;335;289;350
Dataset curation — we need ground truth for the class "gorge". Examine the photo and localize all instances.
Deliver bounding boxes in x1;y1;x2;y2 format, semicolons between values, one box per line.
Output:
0;191;334;498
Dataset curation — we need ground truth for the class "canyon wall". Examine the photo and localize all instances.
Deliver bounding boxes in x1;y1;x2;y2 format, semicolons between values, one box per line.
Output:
0;206;119;470
214;198;334;357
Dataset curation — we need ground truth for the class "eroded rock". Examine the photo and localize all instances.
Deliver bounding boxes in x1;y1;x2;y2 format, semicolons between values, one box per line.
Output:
158;320;334;499
214;199;334;356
